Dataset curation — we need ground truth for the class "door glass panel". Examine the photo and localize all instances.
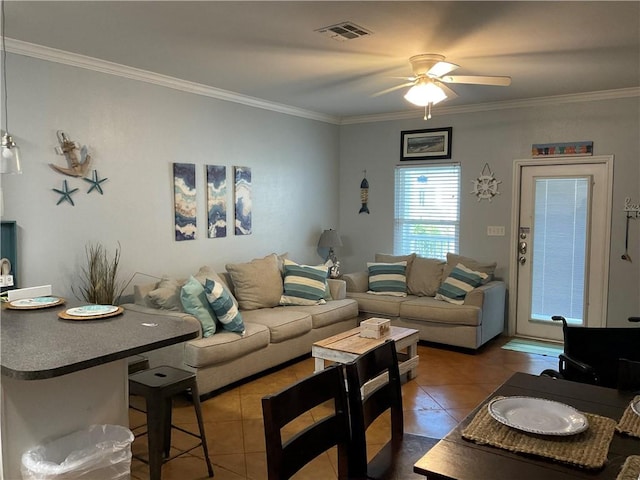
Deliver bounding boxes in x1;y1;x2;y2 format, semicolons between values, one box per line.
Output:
531;178;588;325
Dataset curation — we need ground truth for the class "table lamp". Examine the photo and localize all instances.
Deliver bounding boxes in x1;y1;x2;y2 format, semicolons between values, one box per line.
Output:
318;229;342;263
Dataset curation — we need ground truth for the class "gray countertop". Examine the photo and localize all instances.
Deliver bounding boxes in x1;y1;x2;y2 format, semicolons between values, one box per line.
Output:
1;303;198;380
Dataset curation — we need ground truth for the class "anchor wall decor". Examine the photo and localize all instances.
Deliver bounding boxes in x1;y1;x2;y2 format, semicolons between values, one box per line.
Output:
50;130;91;177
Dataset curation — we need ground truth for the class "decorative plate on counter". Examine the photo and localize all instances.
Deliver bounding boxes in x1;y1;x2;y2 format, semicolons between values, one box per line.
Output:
7;296;65;309
488;396;589;436
58;305;123;320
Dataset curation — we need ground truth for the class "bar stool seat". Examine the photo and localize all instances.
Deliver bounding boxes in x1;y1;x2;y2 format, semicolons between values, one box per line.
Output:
129;365;214;480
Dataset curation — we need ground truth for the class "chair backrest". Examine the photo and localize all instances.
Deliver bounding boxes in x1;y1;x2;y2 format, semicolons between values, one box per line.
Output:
618;358;640;392
554;316;640;388
345;340;403;479
261;365;350;480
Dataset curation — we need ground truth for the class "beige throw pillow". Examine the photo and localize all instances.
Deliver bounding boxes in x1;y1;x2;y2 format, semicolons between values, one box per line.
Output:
226;254;284;310
407;256;445;296
148;277;185;311
443;253;497;284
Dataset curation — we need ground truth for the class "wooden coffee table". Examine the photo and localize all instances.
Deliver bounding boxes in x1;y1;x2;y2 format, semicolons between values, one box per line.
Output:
312;324;419;388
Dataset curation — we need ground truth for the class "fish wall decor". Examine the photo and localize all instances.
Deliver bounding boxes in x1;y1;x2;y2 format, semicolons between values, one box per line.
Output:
359;171;370;214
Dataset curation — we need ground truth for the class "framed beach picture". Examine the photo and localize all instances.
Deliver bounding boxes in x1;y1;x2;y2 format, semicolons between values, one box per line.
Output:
401;127;452;161
532;141;593;157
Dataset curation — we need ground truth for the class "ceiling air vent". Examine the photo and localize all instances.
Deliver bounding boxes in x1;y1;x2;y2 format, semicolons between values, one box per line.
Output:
316;22;372;41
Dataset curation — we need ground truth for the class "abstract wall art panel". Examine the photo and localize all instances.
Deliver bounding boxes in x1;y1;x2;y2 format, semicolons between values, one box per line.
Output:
234;166;252;235
173;162;197;241
206;165;227;238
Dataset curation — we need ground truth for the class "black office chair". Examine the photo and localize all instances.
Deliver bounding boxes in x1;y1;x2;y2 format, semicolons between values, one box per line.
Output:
261;365;351;480
541;315;640;390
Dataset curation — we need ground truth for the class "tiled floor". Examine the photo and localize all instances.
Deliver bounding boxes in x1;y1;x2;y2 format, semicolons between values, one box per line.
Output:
129;335;558;480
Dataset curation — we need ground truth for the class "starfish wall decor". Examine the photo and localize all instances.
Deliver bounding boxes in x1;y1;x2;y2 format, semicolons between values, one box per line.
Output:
84;170;108;194
53;180;79;206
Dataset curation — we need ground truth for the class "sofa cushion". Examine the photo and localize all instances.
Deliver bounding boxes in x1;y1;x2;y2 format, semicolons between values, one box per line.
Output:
375;253;416;279
407;256;445;297
443;253;496;284
226;253;283;310
148;277;184;311
435;264;488;305
285;298;359;329
183;323;270;368
399;296;482;326
280;259;328;306
242;308;312;343
346;292;413;317
204;278;245;335
180;276;217;337
367;262;407;297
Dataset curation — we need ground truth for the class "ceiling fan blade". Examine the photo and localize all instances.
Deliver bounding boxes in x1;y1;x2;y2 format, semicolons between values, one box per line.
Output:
428;61;459;77
440;75;512;86
372;82;415;97
437;83;459;100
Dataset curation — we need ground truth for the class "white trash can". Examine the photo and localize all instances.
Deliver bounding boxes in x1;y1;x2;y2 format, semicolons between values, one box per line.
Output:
21;424;134;480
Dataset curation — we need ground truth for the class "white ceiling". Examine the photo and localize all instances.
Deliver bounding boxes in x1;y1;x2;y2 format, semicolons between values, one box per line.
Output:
4;1;640;120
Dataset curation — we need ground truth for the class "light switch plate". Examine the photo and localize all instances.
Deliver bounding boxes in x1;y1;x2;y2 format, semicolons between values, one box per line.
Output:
487;226;506;236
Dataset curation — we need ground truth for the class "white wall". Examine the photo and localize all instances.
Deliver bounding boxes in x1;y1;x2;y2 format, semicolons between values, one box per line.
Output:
1;53;340;300
338;98;640;327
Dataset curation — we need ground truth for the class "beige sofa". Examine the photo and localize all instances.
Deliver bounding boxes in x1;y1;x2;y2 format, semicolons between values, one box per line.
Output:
343;253;506;350
122;254;359;397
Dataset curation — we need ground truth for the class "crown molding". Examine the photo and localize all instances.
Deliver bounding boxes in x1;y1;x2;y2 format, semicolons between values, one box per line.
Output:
340;87;640;125
7;38;638;127
6;38;342;125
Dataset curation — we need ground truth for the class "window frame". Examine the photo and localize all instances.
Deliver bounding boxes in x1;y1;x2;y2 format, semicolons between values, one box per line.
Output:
394;162;461;260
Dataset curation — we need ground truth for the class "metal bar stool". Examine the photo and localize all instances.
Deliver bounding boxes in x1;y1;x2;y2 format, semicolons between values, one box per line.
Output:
129;365;214;480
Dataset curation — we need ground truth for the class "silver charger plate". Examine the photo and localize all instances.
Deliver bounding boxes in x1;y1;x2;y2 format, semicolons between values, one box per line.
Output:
488;396;589;436
631;398;640;416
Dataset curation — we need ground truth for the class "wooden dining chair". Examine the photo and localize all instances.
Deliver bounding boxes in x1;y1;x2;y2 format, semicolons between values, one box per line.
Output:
618;358;640;392
345;340;404;480
261;364;350;480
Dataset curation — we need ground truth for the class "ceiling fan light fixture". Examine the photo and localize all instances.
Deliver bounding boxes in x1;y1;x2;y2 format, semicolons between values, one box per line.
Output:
403;80;447;107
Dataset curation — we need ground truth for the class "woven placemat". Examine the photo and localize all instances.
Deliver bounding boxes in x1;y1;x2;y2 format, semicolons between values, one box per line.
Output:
462;397;617;469
617;456;640;480
616;396;640;438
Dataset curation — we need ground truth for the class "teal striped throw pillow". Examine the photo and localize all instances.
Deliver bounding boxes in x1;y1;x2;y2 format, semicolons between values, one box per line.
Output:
367;261;407;297
180;276;217;337
280;259;328;306
204;278;245;335
435;263;488;305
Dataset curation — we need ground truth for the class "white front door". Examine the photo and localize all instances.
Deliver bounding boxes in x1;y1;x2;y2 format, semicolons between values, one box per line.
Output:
512;156;613;341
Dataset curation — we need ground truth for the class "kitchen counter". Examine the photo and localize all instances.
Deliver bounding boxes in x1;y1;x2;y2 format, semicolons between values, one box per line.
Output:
1;303;198;379
0;302;199;480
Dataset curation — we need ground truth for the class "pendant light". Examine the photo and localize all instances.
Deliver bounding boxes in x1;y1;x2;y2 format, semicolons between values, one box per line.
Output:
1;0;22;175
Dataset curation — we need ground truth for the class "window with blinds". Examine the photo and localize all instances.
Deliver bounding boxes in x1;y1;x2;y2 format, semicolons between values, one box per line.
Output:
394;164;460;260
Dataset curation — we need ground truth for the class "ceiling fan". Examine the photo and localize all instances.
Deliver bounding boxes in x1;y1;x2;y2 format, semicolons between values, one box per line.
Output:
380;53;512;120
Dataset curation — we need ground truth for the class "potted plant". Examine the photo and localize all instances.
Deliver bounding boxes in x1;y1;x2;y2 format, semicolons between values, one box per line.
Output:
74;242;126;305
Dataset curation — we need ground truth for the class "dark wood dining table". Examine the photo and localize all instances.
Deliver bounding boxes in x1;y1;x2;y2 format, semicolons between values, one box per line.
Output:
413;372;639;480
